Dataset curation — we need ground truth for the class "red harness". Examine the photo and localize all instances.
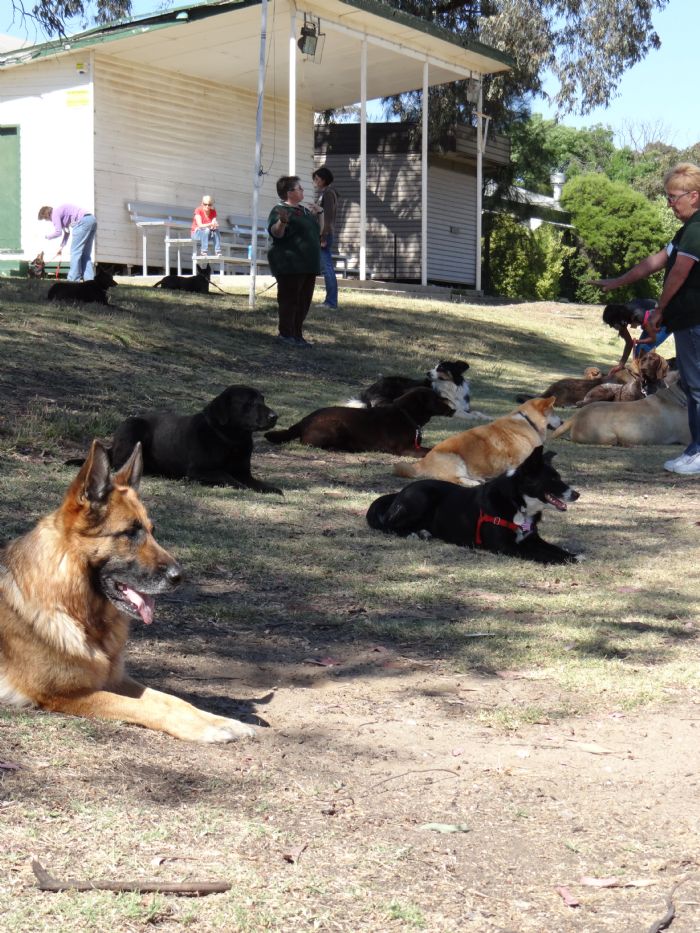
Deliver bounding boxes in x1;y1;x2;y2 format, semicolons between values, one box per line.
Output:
475;511;531;546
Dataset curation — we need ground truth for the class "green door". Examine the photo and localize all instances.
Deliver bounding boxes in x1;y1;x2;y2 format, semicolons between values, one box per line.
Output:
0;127;21;251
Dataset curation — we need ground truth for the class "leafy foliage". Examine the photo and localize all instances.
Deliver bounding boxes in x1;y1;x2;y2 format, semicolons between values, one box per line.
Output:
383;0;669;140
485;213;574;300
560;174;665;302
12;0;131;37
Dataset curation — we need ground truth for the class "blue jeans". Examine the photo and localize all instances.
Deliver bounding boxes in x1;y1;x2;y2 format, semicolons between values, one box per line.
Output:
193;227;221;254
320;234;338;308
68;214;97;281
674;324;700;455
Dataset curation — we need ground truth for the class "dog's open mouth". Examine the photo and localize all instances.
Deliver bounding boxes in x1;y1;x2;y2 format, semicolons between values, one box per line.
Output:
112;582;156;624
545;493;567;511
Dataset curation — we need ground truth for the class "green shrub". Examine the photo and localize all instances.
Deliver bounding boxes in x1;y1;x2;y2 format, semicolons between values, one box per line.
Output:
560;173;665;303
485;214;573;300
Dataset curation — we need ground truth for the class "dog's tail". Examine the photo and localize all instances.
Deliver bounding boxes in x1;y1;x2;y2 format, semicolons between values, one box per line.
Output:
393;460;420;479
550;419;573;440
264;424;301;445
152;279;164;288
366;493;397;530
344;397;369;409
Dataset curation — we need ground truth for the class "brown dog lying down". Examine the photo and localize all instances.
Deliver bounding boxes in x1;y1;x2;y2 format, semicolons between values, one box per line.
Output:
394;397;561;486
516;366;641;407
552;376;689;446
576;352;670;406
264;387;453;455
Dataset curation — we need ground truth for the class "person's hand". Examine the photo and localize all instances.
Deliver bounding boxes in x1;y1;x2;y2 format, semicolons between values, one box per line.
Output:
588;277;619;292
54;249;62;259
607;364;624;377
307;203;323;216
320;237;327;248
277;208;290;225
211;219;219;229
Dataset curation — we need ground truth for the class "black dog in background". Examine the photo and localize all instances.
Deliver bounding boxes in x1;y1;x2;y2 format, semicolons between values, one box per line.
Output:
48;266;117;304
153;264;212;293
109;385;282;494
367;446;581;564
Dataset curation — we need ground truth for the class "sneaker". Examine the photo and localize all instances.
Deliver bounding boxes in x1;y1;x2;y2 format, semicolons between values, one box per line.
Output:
664;452;694;472
670;451;700;475
214;252;222;257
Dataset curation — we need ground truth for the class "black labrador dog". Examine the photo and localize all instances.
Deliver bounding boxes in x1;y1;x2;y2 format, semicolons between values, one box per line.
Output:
265;387;453;455
48;265;117;304
153;265;211;293
109;385;282;494
367;446;581;564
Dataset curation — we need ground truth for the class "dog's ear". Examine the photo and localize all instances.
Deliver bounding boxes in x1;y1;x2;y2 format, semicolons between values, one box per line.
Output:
114;442;143;491
204;387;234;427
522;445;545;470
72;440;113;507
543;450;556;464
535;396;557;413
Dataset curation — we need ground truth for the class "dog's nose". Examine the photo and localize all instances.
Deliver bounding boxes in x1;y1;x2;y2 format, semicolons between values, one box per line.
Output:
165;563;183;587
569;489;581;502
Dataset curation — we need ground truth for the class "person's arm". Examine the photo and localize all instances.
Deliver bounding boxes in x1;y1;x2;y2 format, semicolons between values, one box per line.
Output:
590;249;668;292
271;208;290;238
649;254;698;333
608;325;634;374
320;189;336;242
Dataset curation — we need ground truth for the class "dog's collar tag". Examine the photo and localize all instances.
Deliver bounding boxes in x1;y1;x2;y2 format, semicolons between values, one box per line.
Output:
520;519;534;535
414;428;423;449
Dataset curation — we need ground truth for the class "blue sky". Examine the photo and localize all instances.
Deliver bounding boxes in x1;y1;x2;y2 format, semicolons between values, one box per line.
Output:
3;1;695;149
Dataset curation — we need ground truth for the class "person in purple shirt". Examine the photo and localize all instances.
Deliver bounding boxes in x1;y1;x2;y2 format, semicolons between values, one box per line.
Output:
38;204;97;281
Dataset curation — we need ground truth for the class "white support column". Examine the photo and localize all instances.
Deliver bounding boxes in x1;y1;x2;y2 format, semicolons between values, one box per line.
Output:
249;0;267;308
288;11;297;174
421;60;428;287
475;80;483;293
359;38;367;281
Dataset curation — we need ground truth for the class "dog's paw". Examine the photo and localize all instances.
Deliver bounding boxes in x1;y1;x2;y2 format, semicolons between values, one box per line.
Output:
201;718;256;743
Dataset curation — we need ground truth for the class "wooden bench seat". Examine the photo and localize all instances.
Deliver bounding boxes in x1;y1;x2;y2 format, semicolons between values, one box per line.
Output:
126;201;271;277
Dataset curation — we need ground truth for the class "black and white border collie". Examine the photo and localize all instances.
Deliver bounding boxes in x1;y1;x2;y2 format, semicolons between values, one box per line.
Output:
366;447;582;565
348;360;485;420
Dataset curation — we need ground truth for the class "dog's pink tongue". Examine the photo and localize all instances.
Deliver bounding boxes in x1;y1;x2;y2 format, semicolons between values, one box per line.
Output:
123;587;155;624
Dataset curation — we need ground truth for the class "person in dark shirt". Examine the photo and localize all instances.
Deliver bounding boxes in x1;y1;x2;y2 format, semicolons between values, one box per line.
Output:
267;176;322;347
591;162;700;474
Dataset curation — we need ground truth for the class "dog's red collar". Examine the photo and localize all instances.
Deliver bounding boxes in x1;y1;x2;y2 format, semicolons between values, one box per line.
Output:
475;511;532;546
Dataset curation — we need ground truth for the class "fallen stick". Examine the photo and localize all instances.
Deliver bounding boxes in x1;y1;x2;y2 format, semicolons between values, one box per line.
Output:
647;885;678;933
31;858;230;896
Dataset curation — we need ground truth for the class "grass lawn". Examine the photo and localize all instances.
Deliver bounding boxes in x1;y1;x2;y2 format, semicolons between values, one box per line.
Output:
1;275;698;932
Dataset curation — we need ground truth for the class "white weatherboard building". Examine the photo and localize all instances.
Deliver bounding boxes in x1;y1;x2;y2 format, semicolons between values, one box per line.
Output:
0;0;511;282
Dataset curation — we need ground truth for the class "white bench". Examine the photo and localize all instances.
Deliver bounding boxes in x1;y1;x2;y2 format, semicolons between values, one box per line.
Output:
126;201;270;277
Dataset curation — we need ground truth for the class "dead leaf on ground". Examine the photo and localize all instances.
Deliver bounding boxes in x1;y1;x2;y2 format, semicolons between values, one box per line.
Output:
0;760;22;771
580;876;654;888
566;740;617;755
555;885;580;908
303;656;341;667
283;842;308;864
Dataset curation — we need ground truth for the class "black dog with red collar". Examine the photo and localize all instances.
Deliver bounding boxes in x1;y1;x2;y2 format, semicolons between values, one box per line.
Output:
367;446;581;564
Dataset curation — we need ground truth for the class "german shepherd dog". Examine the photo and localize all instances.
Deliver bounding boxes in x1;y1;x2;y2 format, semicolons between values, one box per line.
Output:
48;265;118;304
367;447;581;564
28;251;46;279
0;441;255;742
153;264;212;293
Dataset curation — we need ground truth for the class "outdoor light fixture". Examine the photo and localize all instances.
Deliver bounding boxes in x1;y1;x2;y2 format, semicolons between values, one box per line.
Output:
297;23;318;56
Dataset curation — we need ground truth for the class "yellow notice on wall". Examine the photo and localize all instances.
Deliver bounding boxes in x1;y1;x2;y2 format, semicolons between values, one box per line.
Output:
66;88;90;107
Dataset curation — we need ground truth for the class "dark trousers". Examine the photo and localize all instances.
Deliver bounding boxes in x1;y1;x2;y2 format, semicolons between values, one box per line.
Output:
276;273;317;338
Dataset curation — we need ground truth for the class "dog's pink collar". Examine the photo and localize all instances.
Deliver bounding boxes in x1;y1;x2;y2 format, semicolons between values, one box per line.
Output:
475;511;532;546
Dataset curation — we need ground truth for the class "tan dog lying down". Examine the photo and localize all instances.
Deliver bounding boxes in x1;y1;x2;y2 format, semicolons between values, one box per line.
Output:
551;378;689;446
394;397;561;486
576;352;670;406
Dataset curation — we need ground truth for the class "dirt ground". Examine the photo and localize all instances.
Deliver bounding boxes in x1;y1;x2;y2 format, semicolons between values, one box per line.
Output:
2;286;700;931
5;613;700;932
